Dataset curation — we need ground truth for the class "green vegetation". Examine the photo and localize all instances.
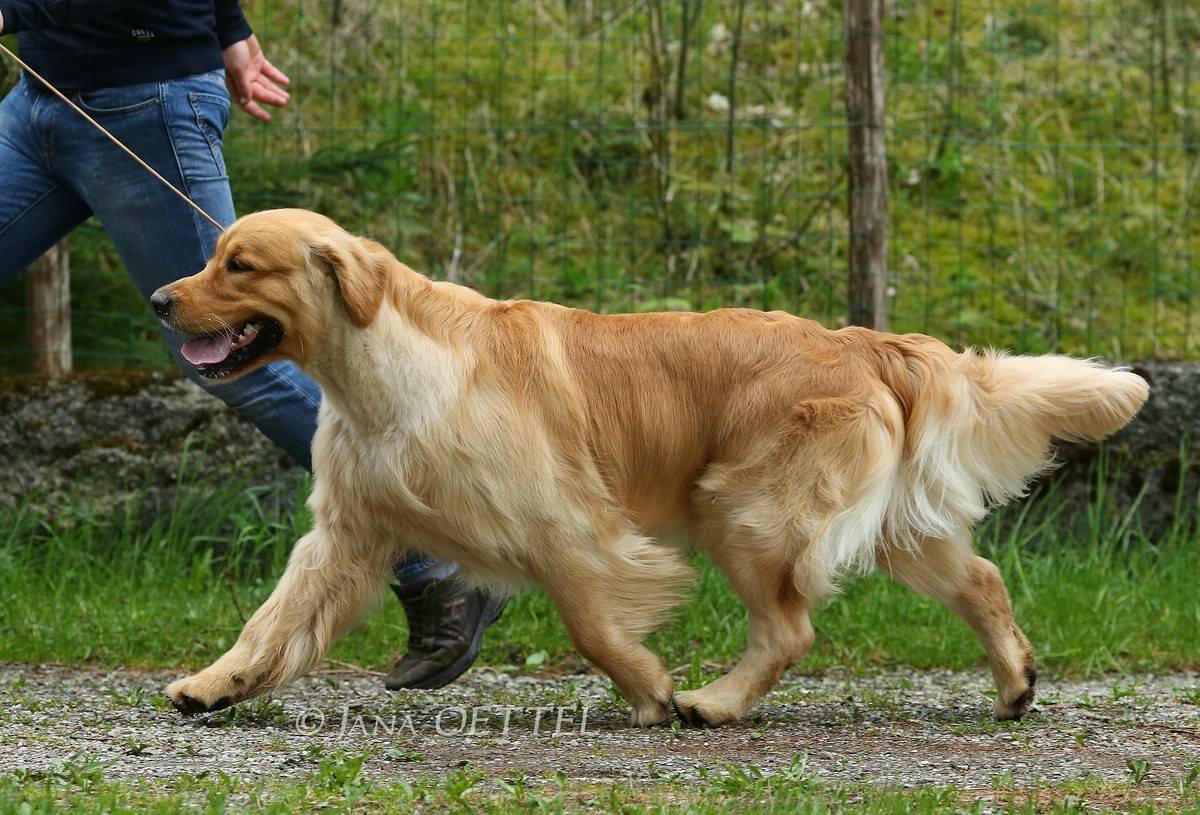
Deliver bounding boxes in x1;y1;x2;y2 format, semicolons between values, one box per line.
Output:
3;0;1199;369
0;446;1196;676
1;753;1198;813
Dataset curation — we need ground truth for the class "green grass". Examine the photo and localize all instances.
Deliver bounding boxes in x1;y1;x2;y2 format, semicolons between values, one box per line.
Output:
1;752;1198;814
0;447;1197;677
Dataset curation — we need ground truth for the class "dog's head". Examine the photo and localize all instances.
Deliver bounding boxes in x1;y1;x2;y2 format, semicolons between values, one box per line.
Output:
152;209;392;380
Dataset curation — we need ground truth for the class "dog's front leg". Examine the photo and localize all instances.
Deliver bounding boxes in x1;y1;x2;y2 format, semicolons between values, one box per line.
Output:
166;528;390;716
539;531;692;727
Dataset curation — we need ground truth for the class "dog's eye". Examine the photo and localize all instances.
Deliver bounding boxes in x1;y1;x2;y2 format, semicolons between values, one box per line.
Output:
227;256;253;273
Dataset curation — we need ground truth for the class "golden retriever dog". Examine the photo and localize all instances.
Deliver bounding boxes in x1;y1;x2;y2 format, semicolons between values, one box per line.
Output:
154;209;1148;727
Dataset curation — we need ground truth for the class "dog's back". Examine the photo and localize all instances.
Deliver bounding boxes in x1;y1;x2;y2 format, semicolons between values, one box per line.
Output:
477;303;1147;574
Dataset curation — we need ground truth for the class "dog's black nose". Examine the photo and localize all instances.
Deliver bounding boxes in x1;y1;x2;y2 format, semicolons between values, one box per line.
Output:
150;289;173;319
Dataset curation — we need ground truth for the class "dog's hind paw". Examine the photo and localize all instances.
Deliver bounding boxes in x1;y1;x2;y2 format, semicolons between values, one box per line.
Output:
993;666;1038;721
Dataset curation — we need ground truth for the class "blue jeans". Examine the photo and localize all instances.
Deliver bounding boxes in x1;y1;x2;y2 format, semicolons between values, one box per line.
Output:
0;70;439;586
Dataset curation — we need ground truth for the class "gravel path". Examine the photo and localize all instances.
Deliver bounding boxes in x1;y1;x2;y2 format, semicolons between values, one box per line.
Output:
1;663;1198;793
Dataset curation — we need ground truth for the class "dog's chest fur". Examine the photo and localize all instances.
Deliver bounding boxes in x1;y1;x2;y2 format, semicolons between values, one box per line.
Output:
308;340;590;585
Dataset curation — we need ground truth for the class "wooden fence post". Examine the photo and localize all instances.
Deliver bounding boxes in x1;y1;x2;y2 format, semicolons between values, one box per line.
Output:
26;240;72;376
844;0;889;331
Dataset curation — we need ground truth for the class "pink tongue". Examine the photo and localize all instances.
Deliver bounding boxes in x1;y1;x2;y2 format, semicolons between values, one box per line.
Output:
181;333;234;366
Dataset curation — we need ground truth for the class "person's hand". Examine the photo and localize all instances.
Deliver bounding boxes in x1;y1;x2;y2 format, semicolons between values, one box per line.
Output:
222;34;290;122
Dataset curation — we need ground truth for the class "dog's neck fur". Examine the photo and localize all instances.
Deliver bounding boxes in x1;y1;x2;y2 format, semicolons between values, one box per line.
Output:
304;263;473;437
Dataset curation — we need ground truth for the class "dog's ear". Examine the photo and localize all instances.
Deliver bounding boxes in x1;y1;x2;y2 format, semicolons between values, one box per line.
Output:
308;234;392;328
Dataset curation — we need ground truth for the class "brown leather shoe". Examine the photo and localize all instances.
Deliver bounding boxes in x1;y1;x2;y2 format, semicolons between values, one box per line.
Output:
384;576;507;691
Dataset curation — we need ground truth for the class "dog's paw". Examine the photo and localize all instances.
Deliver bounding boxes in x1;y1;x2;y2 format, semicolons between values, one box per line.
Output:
993;666;1038;721
671;690;740;728
630;697;673;727
166;676;236;717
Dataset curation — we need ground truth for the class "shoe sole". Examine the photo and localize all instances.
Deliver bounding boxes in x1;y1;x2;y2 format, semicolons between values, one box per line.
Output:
385;594;508;691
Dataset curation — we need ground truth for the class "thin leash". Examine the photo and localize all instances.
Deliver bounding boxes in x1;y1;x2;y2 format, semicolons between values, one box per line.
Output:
0;41;227;232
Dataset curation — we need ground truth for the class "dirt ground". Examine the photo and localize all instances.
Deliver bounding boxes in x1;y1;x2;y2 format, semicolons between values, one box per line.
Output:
1;663;1197;794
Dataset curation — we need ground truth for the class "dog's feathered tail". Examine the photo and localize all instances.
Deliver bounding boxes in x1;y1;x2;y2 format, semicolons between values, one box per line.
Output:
815;345;1148;582
886;349;1149;545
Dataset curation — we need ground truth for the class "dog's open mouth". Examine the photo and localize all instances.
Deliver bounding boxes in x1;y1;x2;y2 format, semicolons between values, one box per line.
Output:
179;318;284;378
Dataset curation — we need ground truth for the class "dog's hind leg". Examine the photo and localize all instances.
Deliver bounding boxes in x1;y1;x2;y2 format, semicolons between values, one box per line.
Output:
880;533;1036;720
672;396;887;726
672;542;816;727
540;530;692;727
166;528;393;716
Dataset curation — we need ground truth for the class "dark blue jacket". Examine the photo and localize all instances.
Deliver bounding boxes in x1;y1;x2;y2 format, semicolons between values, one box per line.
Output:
0;0;251;89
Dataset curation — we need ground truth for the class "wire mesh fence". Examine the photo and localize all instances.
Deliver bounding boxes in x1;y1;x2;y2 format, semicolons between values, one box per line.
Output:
1;0;1197;370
